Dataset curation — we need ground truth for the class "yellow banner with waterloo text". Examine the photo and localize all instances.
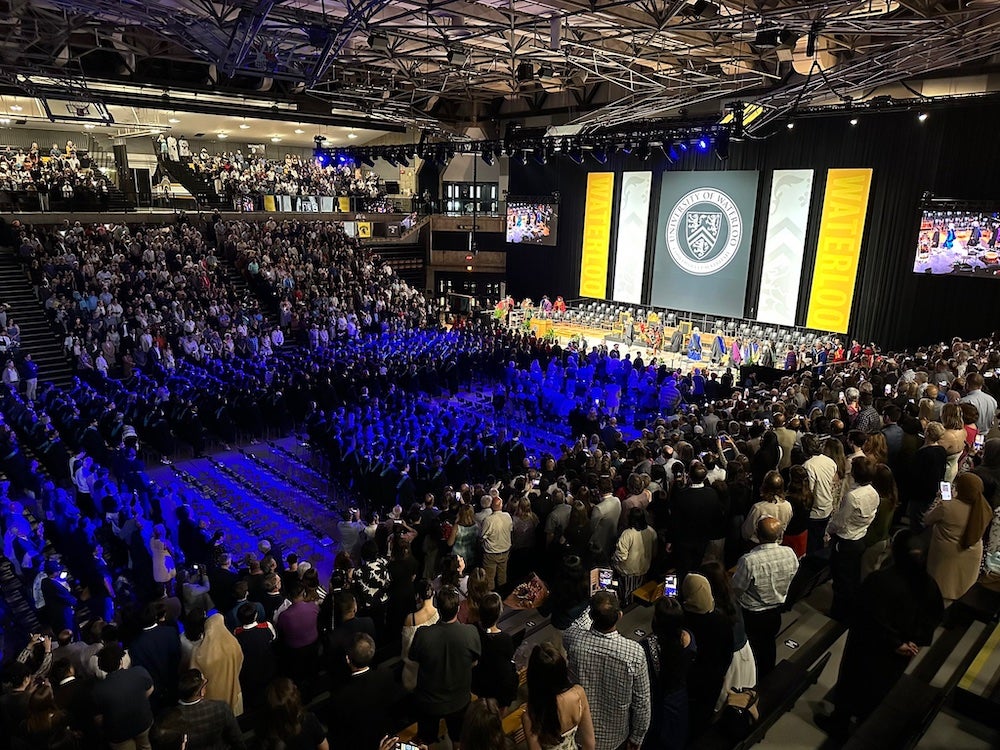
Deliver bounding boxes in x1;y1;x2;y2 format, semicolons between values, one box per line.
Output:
578;172;616;298
805;168;874;333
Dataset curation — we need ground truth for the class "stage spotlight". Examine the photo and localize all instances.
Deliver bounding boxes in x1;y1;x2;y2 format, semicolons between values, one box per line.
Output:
786;121;795;129
360;152;375;167
567;145;585;164
519;150;529;166
533;147;547;165
396;149;410;167
636;142;651;161
849;117;859;126
714;133;729;161
696;136;709;151
481;148;494;166
918;112;928;122
590;146;608;164
384;151;398;166
678;142;688;153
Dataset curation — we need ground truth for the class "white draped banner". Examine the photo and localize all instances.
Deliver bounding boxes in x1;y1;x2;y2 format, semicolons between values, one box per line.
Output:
612;171;652;304
756;169;815;326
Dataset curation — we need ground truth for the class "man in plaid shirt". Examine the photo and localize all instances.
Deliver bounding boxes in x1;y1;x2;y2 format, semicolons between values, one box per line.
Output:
564;591;651;750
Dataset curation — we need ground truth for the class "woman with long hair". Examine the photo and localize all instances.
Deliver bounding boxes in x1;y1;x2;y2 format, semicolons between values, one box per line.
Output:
461;567;490;625
461;698;510;750
940;403;968;482
260;677;329;750
522;642;596;750
783;465;814;558
862;464;900;577
23;681;75;750
925;472;993;602
700;561;756;703
640;596;697;750
448;503;481;567
862;433;888;467
612;507;657;605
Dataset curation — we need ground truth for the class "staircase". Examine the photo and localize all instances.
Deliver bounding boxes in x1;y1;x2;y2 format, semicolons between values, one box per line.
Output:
218;259;279;327
156;156;227;209
0;250;73;388
105;184;131;211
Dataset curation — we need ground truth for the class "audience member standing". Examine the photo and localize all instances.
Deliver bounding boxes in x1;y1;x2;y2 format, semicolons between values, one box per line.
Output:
91;644;155;750
680;573;733;736
328;634;404;749
563;591;650;750
815;531;944;740
925;472;992;603
827;457;880;621
127;602;181;711
174;668;246;750
190;613;244;717
732;517;799;677
669;462;724;577
409;585;481;747
522;641;597;750
640;597;696;750
481;496;513;591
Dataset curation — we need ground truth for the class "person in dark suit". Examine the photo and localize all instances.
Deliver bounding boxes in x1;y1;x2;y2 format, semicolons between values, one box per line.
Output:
324;591;376;689
49;658;94;741
173;668;246;750
128;602;181;711
668;461;726;578
40;560;77;634
328;633;405;749
208;553;240;614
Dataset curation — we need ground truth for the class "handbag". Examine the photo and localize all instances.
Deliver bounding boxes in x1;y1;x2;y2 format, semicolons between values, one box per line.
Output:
719;687;759;740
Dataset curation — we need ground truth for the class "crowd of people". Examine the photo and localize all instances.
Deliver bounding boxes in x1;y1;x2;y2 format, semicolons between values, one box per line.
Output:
2;213;1000;750
0;143;114;212
186;150;386;203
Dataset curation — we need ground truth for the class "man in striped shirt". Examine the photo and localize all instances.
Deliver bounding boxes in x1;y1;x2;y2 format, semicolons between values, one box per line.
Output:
564;591;651;750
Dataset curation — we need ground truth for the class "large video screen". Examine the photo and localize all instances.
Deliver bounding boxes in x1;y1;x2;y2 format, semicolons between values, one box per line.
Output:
914;209;1000;276
506;199;559;246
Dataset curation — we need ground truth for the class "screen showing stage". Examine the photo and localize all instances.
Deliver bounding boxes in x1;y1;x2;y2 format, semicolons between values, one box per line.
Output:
650;171;759;318
506;199;559;245
913;208;1000;275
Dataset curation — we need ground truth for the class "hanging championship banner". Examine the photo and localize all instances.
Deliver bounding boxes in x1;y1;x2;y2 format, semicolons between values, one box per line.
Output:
612;171;652;304
651;171;759;318
578;172;616;298
805;168;874;333
757;170;815;326
356;221;372;239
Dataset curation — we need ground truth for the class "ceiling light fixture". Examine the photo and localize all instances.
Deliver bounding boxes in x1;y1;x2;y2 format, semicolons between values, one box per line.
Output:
347;130;358;139
0;118;10;125
168;117;180;124
240;122;251;129
786;121;795;129
9;104;22;112
918;112;928;122
849;118;858;126
84;123;95;129
217;132;228;139
294;128;305;134
271;136;282;143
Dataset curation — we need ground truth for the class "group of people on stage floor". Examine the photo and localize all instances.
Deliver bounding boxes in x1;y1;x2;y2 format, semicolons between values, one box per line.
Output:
2;212;1000;750
496;295;875;374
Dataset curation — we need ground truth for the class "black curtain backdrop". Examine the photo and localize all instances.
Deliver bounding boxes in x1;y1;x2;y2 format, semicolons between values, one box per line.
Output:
505;100;1000;350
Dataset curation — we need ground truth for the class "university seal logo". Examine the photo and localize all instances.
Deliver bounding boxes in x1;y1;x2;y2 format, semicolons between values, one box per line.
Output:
665;188;743;275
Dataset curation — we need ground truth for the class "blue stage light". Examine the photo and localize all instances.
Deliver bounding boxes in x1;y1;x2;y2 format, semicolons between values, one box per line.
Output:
697;137;709;151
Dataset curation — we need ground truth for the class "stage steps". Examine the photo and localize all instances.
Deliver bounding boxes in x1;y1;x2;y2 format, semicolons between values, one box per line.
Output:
0;248;73;388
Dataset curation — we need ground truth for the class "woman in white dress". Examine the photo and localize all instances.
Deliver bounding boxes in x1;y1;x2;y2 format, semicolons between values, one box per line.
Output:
522;642;597;750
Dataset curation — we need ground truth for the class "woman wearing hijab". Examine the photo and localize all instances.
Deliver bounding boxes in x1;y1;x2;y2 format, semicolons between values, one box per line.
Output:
680;573;733;737
925;472;992;602
190;612;245;716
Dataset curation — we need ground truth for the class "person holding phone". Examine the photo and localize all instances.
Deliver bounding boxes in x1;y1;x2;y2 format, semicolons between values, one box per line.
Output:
924;473;993;602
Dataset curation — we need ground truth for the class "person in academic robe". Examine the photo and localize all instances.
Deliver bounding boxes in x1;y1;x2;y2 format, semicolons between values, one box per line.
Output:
730;338;743;367
710;331;726;363
687;328;703;360
669;327;684;353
